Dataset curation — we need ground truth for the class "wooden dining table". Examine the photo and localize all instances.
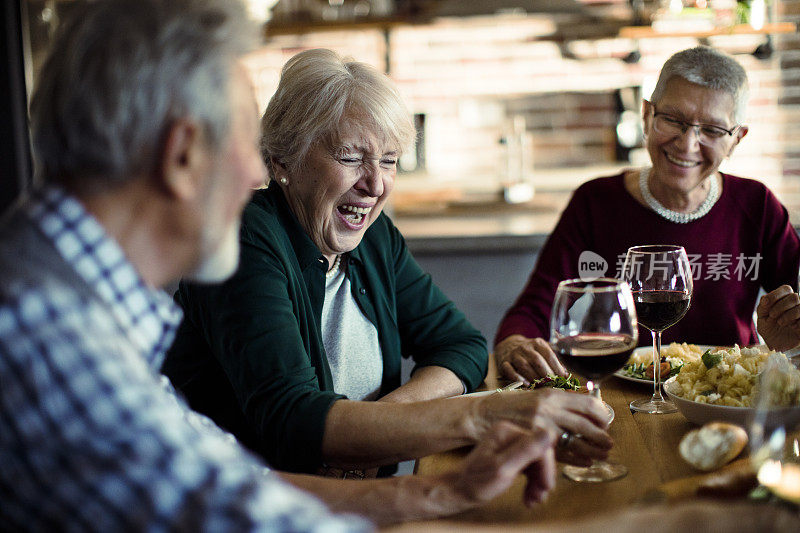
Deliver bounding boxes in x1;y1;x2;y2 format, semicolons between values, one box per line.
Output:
413;357;797;527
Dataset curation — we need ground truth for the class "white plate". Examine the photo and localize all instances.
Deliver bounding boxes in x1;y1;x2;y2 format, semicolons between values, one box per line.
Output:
613;371;653;386
459;390;615;423
664;377;800;429
613;345;716;385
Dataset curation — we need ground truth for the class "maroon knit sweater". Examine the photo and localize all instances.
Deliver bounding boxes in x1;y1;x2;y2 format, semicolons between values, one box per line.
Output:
495;172;800;348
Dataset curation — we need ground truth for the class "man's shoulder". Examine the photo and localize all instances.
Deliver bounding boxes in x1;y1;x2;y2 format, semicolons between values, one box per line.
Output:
0;209;53;282
1;275;83;322
0;207;105;335
0;272;107;362
0;208;81;291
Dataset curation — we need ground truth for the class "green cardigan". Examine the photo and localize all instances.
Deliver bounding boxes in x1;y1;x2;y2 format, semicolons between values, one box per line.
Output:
162;184;488;473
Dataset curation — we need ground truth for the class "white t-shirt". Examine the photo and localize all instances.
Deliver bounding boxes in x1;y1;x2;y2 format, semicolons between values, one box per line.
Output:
321;257;383;401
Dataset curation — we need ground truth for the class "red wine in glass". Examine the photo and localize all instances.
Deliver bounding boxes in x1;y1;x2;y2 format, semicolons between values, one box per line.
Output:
633;290;691;332
554;333;637;382
550;277;638;482
623;245;693;414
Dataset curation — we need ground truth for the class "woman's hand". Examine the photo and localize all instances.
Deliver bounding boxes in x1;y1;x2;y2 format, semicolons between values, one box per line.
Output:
495;334;568;384
757;285;800;351
468;388;613;467
447;421;556;508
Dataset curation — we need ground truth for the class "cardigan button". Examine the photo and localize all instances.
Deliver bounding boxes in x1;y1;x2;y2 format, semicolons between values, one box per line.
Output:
359;287;366;294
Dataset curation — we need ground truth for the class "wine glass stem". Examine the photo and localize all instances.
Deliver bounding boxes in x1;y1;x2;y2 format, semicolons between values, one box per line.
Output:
651;330;666;403
583;380;616;471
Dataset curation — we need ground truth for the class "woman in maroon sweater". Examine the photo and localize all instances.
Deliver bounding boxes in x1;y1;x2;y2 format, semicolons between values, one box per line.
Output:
495;46;800;383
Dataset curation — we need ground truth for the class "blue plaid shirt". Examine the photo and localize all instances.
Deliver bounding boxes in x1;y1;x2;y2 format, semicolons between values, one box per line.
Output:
0;186;370;532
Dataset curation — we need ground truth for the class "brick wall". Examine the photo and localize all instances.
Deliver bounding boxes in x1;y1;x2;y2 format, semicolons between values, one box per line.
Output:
246;6;799;194
778;0;800;187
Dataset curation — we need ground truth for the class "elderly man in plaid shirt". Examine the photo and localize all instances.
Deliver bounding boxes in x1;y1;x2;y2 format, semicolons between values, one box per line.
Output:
0;0;560;530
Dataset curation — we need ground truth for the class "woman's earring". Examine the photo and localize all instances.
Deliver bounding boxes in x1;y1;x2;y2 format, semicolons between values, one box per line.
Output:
279;176;288;185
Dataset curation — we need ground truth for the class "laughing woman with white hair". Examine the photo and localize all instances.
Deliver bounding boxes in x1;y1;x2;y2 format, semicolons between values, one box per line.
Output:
162;48;613;478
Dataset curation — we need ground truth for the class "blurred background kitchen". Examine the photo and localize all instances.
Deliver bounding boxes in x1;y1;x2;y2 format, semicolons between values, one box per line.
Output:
3;0;800;342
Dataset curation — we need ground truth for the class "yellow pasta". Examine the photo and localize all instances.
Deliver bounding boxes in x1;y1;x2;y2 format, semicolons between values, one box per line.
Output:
673;345;800;407
628;342;704;366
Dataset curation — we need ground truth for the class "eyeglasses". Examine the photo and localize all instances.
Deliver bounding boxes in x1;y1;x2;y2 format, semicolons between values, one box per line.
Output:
651;105;740;146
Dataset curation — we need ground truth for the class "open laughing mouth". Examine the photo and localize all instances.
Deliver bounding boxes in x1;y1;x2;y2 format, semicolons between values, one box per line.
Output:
337;204;372;227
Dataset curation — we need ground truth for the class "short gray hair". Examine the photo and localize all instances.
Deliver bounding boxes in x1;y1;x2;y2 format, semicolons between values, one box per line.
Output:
30;0;259;192
650;46;749;123
260;48;416;177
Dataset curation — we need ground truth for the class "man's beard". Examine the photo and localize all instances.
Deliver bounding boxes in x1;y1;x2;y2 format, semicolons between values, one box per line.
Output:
189;221;240;283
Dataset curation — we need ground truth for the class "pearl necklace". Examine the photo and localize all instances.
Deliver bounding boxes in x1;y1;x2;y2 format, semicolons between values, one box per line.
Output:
325;254;342;280
639;167;720;224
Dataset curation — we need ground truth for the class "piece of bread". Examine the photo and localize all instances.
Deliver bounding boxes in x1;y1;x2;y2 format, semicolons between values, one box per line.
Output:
653;458;757;501
678;422;749;471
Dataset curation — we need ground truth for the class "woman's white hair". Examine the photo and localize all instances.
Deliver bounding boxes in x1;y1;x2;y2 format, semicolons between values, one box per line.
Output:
650;46;749;123
30;0;259;192
260;48;416;177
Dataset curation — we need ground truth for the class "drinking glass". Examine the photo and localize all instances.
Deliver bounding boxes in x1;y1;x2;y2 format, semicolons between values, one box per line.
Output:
622;245;693;414
749;354;800;505
550;278;638;482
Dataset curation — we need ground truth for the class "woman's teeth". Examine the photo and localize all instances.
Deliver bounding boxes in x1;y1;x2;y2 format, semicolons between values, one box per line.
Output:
339;205;371;224
666;154;698;167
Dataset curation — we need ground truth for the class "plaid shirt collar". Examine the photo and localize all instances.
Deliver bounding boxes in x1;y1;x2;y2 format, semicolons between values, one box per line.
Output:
26;184;183;369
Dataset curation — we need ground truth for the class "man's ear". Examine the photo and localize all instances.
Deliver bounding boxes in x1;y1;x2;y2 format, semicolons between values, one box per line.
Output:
160;118;207;200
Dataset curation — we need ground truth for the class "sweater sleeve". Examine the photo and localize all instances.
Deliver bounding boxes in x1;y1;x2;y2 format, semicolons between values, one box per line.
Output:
384;218;488;391
757;185;800;292
494;185;595;345
176;205;345;474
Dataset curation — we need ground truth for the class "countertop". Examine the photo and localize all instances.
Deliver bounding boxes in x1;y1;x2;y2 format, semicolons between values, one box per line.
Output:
389;165;603;254
392;191;567;253
392;172;800;254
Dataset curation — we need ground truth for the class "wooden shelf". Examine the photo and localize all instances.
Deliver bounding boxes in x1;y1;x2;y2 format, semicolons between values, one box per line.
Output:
265;16;796;41
264;16;425;37
619;22;797;39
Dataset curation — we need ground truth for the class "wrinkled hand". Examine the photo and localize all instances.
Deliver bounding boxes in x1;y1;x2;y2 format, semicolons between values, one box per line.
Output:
495;335;568;384
471;388;613;467
757;285;800;352
450;422;556;508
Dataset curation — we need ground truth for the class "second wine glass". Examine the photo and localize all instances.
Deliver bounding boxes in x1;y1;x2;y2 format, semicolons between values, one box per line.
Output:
622;245;693;414
550;278;638;482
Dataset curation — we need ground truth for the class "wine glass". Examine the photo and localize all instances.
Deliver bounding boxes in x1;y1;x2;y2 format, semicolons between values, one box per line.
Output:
550;278;638;482
622;245;693;414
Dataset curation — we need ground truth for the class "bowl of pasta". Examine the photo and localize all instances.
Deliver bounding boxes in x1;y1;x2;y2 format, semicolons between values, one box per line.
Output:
663;345;800;429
